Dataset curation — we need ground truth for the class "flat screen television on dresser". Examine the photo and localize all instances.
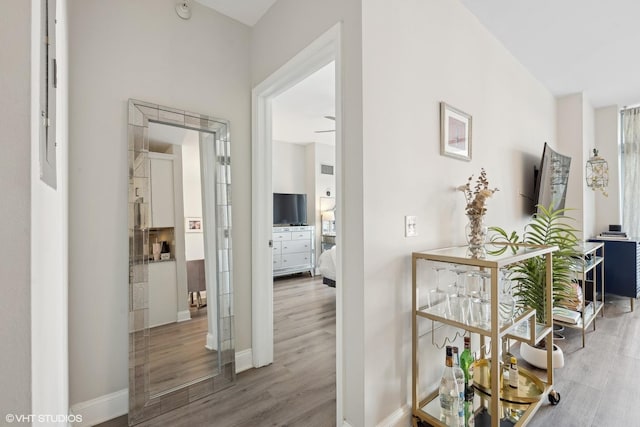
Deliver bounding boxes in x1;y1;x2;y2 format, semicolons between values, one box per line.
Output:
273;193;308;226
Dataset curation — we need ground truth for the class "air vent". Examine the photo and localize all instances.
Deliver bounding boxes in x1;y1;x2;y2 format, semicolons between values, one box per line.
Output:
321;164;334;175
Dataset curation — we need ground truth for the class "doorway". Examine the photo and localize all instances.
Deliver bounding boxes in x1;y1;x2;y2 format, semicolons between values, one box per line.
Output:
251;24;343;424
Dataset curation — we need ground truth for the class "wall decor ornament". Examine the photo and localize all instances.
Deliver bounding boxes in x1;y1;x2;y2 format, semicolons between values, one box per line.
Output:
585;148;609;196
440;102;472;161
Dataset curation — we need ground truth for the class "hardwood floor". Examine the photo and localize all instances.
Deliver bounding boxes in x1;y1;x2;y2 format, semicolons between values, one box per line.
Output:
99;274;336;426
525;294;640;427
99;286;640;427
148;306;217;397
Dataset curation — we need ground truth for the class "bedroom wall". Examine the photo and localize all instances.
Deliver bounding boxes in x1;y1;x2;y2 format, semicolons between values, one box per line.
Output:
361;0;556;424
67;0;251;415
272;140;308;193
0;0;32;417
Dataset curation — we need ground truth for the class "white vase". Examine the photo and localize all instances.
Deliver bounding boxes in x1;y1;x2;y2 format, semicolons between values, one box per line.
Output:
520;342;564;369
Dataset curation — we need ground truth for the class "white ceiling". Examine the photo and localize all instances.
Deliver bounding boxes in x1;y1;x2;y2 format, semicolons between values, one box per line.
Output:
194;0;276;26
196;0;640;135
459;0;640;108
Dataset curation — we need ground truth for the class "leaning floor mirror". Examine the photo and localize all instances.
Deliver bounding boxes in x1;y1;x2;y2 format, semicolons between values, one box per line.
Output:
128;99;235;425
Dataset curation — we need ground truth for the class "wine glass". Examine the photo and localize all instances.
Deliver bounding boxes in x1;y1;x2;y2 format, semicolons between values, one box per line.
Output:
450;266;470;323
499;268;516;326
428;263;449;314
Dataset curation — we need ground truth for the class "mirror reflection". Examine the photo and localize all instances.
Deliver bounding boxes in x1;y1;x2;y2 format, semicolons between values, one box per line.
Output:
128;100;235;425
146;123;217;397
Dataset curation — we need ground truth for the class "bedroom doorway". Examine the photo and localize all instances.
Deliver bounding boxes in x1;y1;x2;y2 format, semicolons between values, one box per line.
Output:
251;24;343;423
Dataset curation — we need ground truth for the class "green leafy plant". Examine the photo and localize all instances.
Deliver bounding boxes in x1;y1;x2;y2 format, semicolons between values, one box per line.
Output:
489;205;580;323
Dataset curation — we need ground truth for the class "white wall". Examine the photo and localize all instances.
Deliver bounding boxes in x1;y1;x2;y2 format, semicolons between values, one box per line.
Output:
582;95;597;237
556;92;597;239
272;140;308;193
312;142;335;259
594;105;621;231
361;0;556;425
1;0;32;417
252;1;364;424
68;0;251;410
181;130;205;260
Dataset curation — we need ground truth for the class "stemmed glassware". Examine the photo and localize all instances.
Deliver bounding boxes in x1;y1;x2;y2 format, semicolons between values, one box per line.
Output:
499;268;516;326
427;264;449;314
466;270;491;328
448;266;470;323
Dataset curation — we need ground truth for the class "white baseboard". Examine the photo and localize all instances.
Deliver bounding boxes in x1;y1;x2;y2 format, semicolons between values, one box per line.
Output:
376;404;411;427
176;310;191;322
235;348;253;373
69;388;127;427
343;422;354;427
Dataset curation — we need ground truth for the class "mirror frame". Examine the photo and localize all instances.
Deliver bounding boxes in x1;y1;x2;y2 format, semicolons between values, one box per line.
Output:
128;99;235;424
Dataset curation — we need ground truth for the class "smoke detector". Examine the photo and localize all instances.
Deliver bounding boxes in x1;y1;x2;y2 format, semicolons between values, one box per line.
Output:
175;1;192;20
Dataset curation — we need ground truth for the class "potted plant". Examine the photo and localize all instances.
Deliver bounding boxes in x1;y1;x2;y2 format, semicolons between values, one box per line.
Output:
489;204;580;369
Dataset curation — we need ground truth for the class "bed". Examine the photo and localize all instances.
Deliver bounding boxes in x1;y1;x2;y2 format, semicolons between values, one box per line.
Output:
318;245;337;287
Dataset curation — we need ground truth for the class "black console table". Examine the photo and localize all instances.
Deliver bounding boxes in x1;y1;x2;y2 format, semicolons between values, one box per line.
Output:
588;238;640;311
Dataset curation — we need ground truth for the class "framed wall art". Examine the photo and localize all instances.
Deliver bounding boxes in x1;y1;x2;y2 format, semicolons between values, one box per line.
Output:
440;102;472;161
185;217;203;232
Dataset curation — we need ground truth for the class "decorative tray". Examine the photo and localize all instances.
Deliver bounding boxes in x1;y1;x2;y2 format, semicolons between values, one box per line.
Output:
473;358;545;403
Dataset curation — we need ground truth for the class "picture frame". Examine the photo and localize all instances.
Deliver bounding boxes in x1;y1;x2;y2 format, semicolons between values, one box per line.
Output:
440;102;472;161
185;217;203;233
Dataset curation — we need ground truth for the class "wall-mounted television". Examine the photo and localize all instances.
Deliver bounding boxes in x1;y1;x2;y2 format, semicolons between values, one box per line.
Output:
273;193;308;226
533;142;571;213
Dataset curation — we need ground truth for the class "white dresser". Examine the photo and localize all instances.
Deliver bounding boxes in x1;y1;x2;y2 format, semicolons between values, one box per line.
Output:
272;225;315;277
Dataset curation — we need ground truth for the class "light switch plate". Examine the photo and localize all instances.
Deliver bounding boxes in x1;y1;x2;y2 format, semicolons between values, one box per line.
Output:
405;215;417;237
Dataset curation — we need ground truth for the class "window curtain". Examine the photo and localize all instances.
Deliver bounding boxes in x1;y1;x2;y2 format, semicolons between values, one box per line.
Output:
622;107;640;238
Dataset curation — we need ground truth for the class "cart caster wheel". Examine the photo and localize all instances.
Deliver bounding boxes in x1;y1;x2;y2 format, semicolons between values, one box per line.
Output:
412;417;429;427
548;390;561;405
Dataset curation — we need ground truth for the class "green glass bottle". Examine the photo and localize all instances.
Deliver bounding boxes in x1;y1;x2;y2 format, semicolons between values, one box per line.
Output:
460;336;475;401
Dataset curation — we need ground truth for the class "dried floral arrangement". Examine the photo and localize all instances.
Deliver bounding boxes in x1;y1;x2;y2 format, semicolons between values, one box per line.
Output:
457;168;499;216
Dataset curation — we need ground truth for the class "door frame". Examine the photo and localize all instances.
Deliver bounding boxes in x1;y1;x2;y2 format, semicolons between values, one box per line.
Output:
251;23;343;423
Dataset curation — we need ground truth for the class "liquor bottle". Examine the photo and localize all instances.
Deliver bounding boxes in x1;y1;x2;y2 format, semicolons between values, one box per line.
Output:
464;400;475;427
459;336;475;401
509;357;519;389
452;347;465;426
439;346;460;426
501;339;513;388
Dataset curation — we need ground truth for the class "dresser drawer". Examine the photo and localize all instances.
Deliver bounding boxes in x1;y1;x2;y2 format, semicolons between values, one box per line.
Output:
273;255;282;269
282;252;311;268
272;241;282;256
291;230;311;240
281;239;311;254
273;232;291;242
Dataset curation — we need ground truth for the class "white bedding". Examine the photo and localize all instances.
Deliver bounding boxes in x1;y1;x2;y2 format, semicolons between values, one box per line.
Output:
318;245;336;281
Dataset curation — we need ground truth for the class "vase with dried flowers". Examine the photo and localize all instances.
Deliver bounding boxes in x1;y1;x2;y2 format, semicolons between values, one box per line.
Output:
457;168;499;256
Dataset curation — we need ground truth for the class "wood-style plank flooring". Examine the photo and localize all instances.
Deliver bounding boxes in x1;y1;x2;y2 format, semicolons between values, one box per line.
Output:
99;274;336;426
99;290;640;427
525;294;640;427
148;306;217;397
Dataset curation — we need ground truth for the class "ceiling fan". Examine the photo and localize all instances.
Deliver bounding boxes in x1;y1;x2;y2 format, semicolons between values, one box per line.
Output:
315;115;335;133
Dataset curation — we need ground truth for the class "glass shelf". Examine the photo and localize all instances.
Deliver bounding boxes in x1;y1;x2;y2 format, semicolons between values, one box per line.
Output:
415;386;544;427
416;302;541;342
413;243;557;269
555;301;604;330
